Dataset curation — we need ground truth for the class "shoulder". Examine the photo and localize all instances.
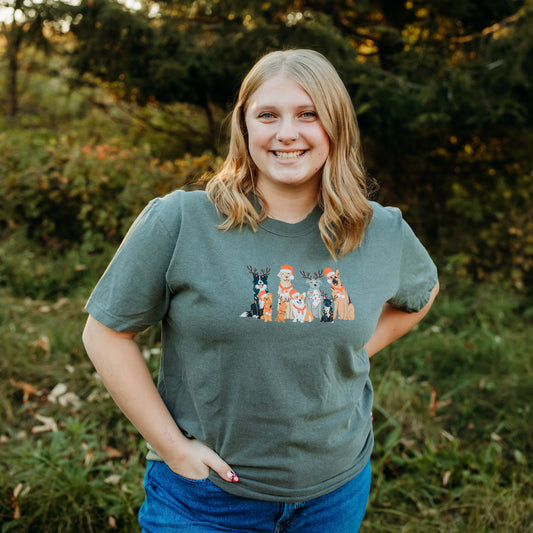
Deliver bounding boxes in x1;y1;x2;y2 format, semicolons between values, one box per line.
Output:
151;189;210;212
143;189;215;229
367;201;404;234
369;201;402;221
123;190;215;245
367;202;434;266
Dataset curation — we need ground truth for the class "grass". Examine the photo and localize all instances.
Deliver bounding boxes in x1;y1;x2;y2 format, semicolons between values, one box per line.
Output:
0;246;531;531
0;278;160;531
364;279;533;532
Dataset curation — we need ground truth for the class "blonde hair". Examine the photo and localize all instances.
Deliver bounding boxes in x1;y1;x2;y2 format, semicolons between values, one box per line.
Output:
205;49;373;259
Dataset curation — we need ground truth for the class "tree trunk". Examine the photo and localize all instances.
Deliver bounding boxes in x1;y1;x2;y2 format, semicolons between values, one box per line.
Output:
5;2;24;118
202;99;218;154
7;46;19;117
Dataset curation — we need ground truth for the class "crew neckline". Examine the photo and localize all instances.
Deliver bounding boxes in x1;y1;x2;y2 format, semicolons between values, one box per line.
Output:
259;205;322;237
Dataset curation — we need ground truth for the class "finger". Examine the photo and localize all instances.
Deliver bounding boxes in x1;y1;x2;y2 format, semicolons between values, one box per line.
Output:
207;454;239;483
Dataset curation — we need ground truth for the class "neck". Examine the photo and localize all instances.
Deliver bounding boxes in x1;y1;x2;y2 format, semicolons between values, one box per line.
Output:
264;193;318;223
257;183;320;224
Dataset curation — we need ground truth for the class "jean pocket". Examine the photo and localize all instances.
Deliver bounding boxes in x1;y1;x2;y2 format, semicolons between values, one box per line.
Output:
143;461;158;487
162;462;210;483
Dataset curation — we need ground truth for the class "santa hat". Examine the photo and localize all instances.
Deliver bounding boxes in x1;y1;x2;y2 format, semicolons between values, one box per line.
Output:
324;267;335;282
279;265;294;279
289;288;299;300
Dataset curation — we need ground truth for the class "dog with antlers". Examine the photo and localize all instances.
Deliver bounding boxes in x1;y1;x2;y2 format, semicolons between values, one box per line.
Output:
240;266;271;318
300;270;324;319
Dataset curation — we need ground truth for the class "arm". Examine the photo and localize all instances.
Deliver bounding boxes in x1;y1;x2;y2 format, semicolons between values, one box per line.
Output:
82;315;238;482
365;282;439;358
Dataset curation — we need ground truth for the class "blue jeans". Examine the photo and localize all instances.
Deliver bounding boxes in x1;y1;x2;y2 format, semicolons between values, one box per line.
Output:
138;460;371;532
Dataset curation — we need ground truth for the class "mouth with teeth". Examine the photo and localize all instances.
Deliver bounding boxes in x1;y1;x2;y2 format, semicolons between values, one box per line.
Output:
273;150;307;159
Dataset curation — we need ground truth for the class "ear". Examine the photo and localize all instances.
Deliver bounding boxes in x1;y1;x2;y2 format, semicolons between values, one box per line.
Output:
335;269;340;276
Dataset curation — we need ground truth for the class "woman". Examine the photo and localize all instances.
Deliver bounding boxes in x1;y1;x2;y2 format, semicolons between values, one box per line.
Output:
83;49;439;532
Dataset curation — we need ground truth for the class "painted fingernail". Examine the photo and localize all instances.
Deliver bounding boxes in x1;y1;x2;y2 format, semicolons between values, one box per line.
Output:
227;470;239;482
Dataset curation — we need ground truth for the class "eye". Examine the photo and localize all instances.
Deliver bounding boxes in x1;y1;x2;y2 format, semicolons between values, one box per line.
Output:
300;111;318;120
258;112;276;120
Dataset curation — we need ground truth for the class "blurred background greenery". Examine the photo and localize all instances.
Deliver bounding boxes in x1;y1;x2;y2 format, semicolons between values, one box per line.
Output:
0;0;532;531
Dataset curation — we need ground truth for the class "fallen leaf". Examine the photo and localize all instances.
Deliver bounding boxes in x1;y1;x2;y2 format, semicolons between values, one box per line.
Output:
11;483;24;519
105;445;123;459
108;515;118;529
48;383;68;403
31;336;50;355
58;392;82;409
10;379;39;404
31;413;58;433
428;387;438;416
441;430;456;442
48;384;82;409
86;387;110;402
442;469;451;487
399;438;417;450
427;387;452;416
105;474;122;485
53;298;69;310
13;483;23;498
84;449;94;467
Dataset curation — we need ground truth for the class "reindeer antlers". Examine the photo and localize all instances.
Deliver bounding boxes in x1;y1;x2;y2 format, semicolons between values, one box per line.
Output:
300;270;324;279
248;265;271;276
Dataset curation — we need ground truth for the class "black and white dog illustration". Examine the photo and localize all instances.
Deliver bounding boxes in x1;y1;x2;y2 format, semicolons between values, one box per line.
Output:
320;294;334;322
241;266;271;318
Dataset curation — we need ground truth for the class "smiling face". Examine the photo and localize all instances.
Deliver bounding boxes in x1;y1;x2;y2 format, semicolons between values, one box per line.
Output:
244;75;330;200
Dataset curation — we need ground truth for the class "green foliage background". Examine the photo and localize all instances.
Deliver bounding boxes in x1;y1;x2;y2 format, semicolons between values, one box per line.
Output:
0;0;532;531
2;0;532;289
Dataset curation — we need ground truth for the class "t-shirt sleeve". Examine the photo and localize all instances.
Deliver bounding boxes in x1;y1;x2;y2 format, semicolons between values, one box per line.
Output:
85;197;178;332
387;213;438;313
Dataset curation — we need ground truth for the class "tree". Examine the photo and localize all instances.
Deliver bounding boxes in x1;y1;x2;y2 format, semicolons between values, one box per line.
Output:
1;0;70;117
66;0;533;286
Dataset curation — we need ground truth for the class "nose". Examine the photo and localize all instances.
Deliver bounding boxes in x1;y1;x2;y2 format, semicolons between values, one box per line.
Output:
276;117;299;142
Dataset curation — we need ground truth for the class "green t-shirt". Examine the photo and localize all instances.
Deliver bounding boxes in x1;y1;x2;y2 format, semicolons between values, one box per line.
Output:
85;190;437;502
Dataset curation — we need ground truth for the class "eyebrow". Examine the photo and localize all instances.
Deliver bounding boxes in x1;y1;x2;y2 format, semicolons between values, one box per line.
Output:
253;103;317;112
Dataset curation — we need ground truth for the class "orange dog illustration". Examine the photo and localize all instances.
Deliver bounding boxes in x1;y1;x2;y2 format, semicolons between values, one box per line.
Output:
261;293;273;322
275;298;288;323
290;290;314;323
324;267;355;320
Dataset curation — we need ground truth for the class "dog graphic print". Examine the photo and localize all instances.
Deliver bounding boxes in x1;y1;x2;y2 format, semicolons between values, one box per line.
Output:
241;265;355;323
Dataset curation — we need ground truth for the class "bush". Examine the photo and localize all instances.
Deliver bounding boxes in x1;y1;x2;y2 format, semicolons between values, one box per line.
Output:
0;229;115;299
0;126;221;253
